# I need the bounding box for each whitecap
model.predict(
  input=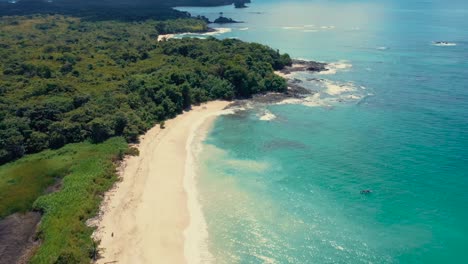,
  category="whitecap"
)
[323,80,357,96]
[277,77,371,108]
[238,27,249,31]
[432,41,456,46]
[258,110,276,121]
[376,46,389,50]
[204,27,232,35]
[281,26,303,30]
[318,60,352,75]
[159,28,232,41]
[277,93,330,108]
